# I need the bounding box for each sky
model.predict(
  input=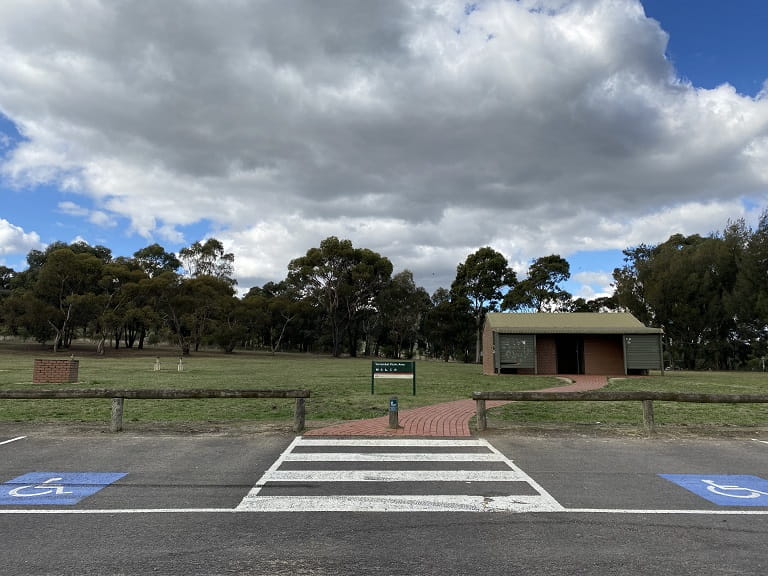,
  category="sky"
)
[1,0,767,300]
